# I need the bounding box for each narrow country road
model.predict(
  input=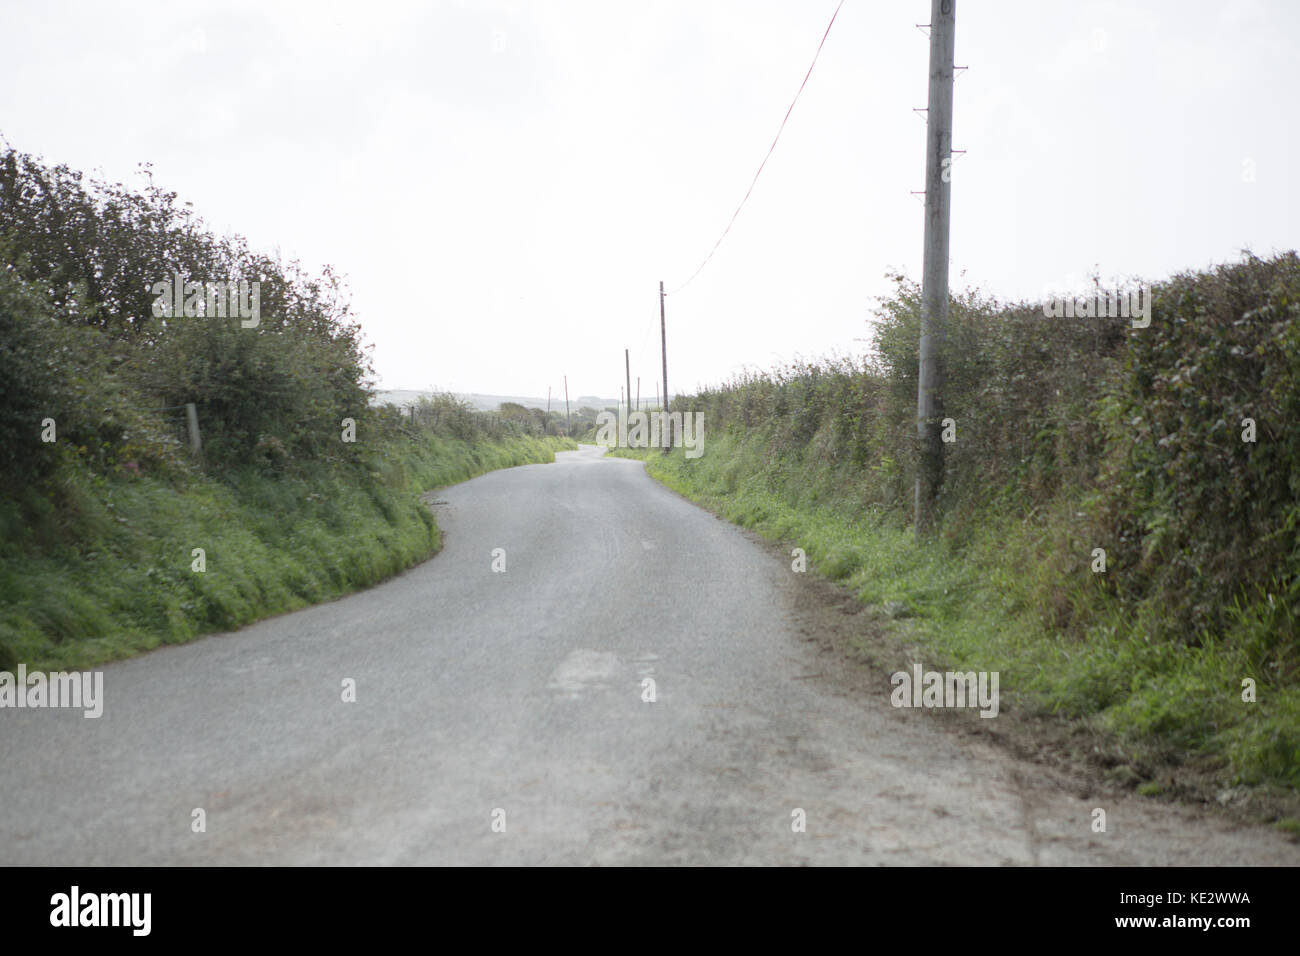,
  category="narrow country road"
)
[1,445,1294,865]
